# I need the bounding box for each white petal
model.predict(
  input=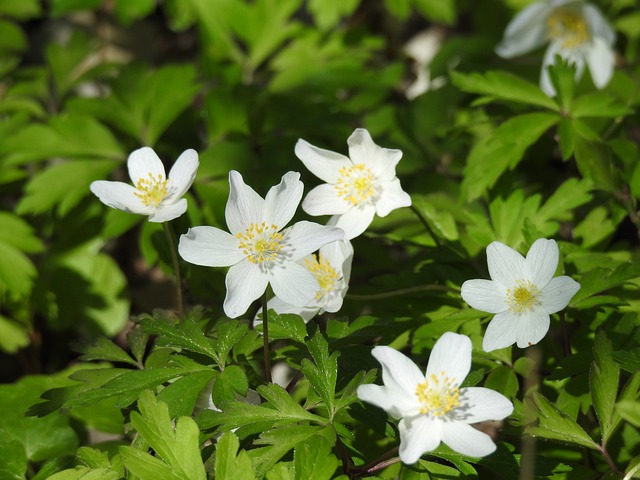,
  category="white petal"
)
[515,308,550,348]
[357,384,418,419]
[178,226,244,267]
[585,37,615,89]
[225,171,264,235]
[426,332,471,386]
[166,149,199,201]
[440,422,497,457]
[461,279,508,314]
[482,310,520,352]
[263,171,303,228]
[495,2,551,58]
[375,178,412,217]
[370,346,425,398]
[320,239,354,283]
[127,147,166,185]
[539,276,580,313]
[540,44,559,97]
[525,238,558,288]
[295,138,351,184]
[347,128,402,180]
[148,198,188,222]
[285,222,345,261]
[486,241,526,287]
[398,416,442,464]
[302,184,351,216]
[456,387,514,423]
[332,205,376,240]
[223,260,268,318]
[582,4,616,46]
[270,261,318,308]
[90,180,152,215]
